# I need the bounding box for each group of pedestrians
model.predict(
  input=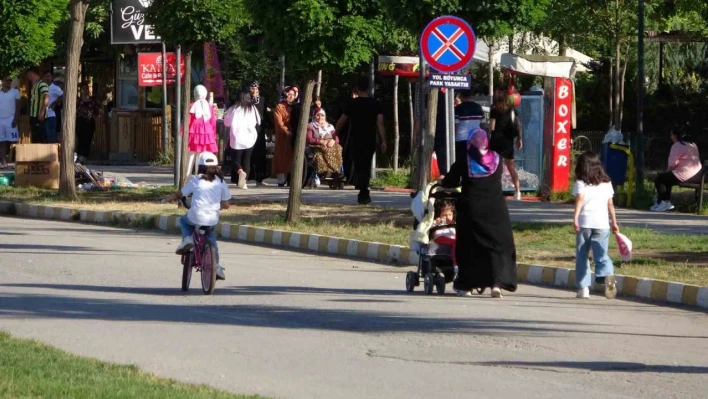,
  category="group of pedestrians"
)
[218,78,384,205]
[0,67,103,166]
